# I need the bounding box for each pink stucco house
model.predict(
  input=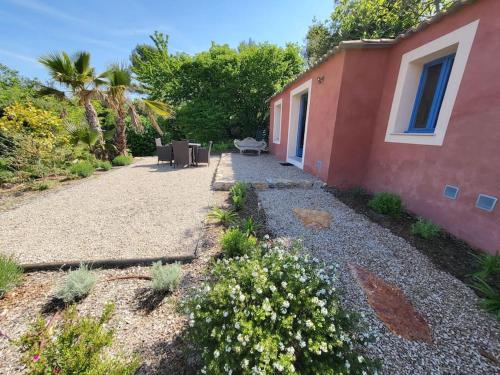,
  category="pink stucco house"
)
[269,0,499,254]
